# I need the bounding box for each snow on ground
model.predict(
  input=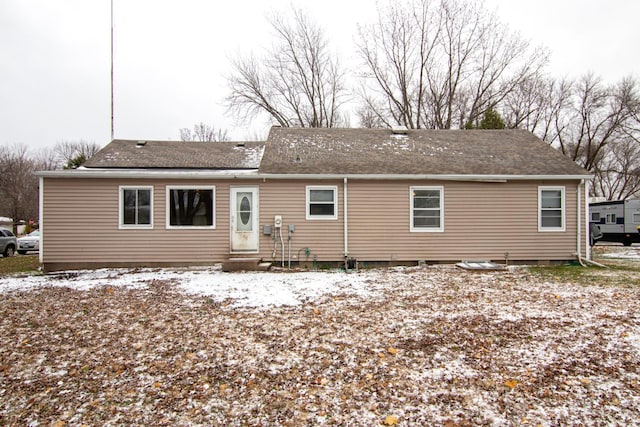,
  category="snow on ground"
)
[0,263,639,425]
[0,267,380,308]
[599,248,640,260]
